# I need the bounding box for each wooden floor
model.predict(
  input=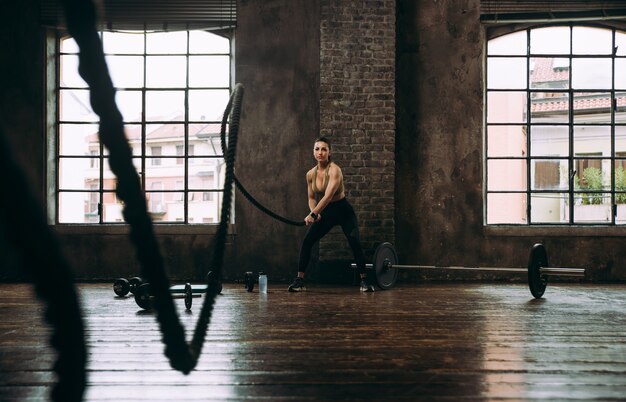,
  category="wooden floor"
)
[2,281,626,401]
